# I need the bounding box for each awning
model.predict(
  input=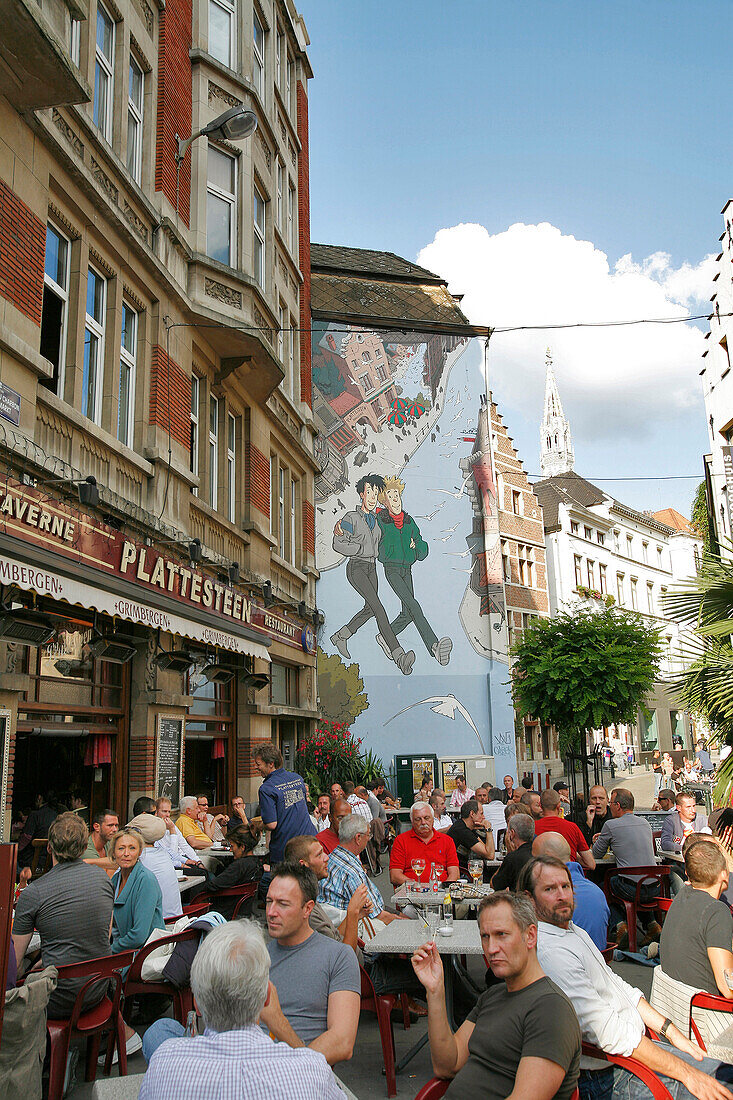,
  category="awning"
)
[0,554,271,662]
